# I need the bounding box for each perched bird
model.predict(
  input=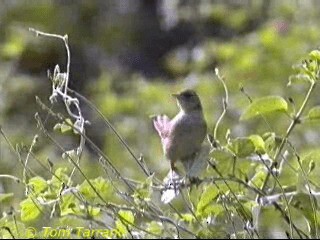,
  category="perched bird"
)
[152,89,207,175]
